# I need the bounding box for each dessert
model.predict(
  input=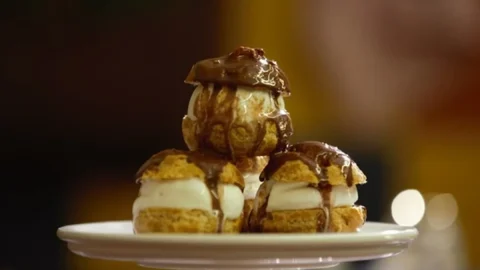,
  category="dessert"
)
[132,46,369,235]
[182,46,294,159]
[133,149,245,233]
[249,141,367,233]
[234,156,269,231]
